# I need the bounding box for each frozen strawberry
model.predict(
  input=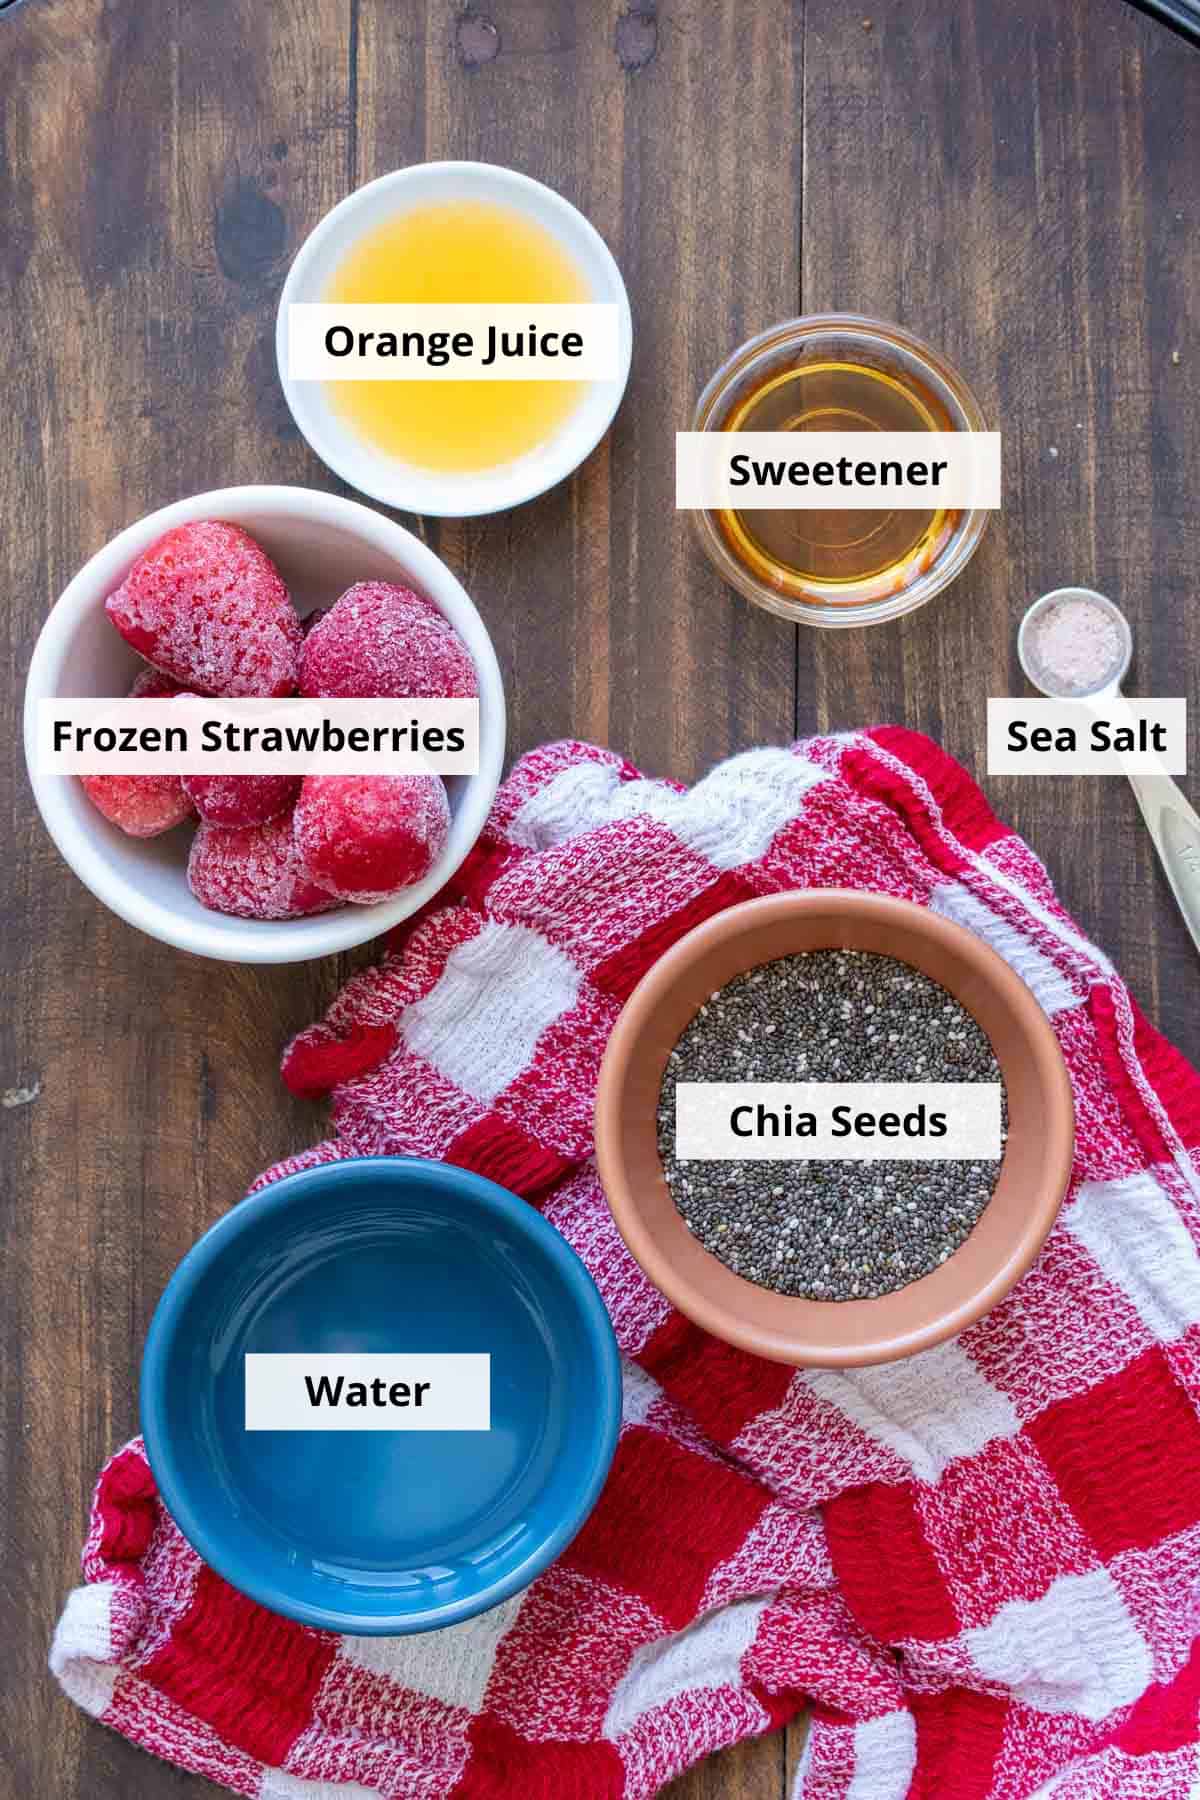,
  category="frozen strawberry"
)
[130,667,189,701]
[182,772,301,828]
[79,667,196,838]
[105,521,301,698]
[294,774,450,904]
[299,582,477,701]
[81,770,194,838]
[188,813,339,920]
